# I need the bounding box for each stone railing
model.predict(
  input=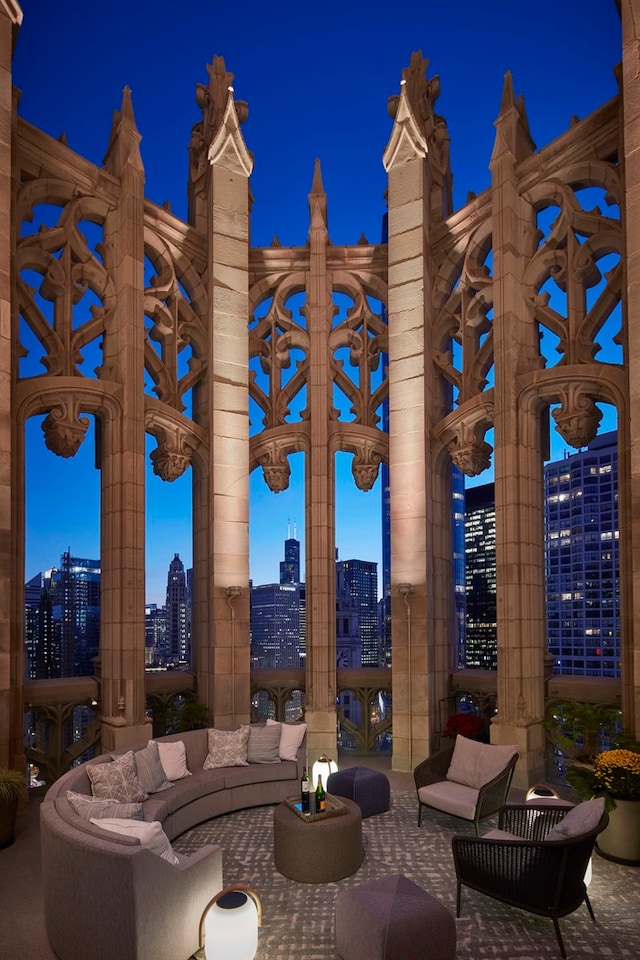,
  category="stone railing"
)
[22,667,622,789]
